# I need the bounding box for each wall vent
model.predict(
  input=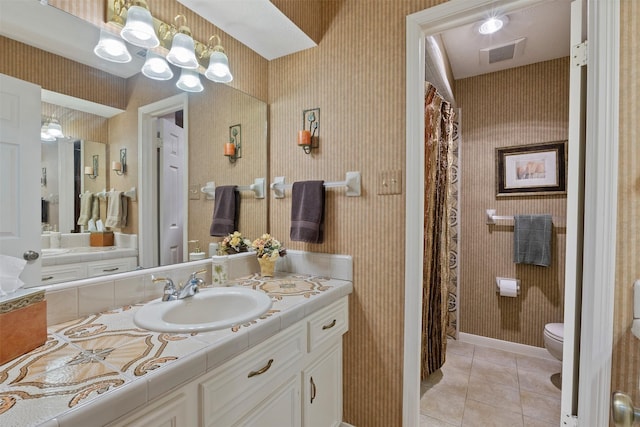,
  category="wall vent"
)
[480,37,527,65]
